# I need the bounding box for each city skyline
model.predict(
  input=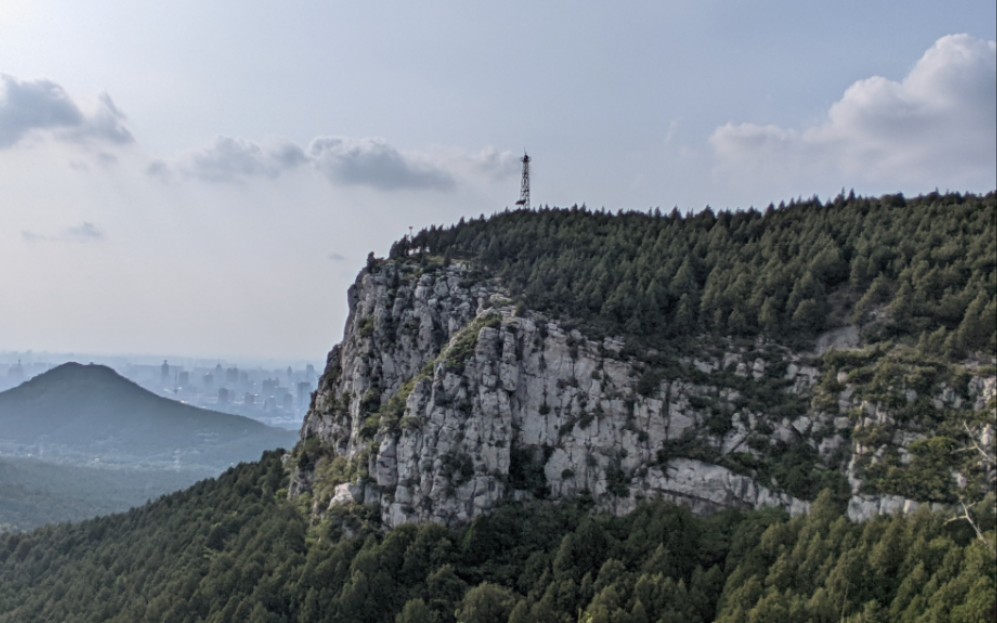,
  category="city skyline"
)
[1,352,318,430]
